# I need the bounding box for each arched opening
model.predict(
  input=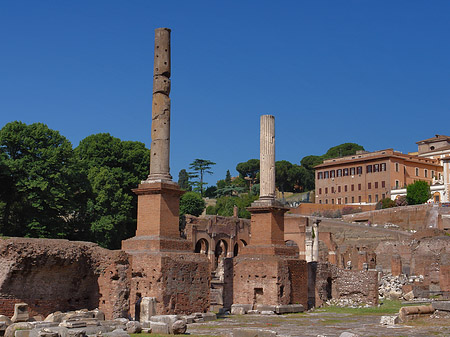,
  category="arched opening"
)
[233,243,239,257]
[195,239,209,255]
[326,277,332,300]
[215,239,228,258]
